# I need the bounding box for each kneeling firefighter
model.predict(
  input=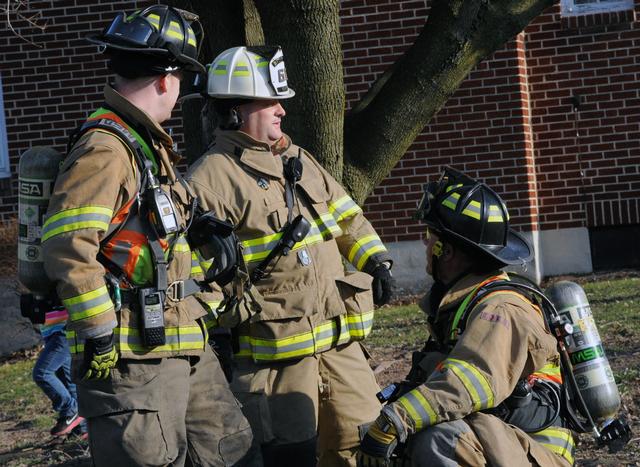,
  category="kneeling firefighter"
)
[357,167,577,466]
[38,5,252,465]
